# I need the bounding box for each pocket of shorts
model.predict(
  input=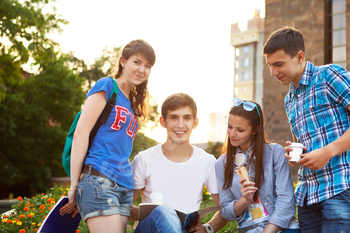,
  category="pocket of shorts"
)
[96,177,116,190]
